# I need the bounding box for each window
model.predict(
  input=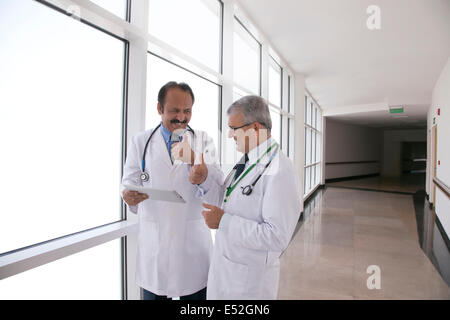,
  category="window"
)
[286,76,293,158]
[90,0,128,19]
[148,0,222,72]
[233,86,247,101]
[233,17,261,94]
[0,0,300,300]
[268,56,282,107]
[288,118,294,160]
[304,94,322,196]
[146,53,221,153]
[269,108,281,144]
[0,239,122,299]
[0,0,126,254]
